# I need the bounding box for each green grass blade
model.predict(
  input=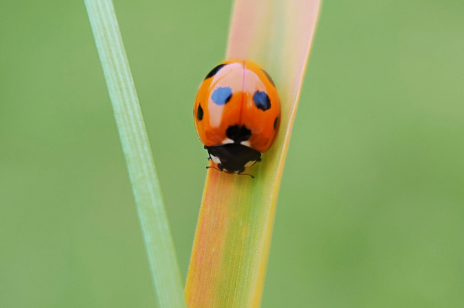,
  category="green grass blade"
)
[84,1,186,307]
